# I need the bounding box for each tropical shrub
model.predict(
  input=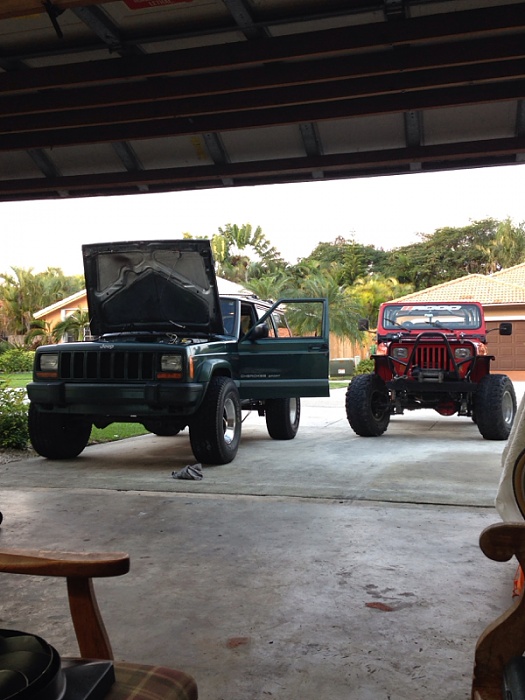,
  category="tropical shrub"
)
[0,349,34,373]
[354,358,375,375]
[0,380,29,449]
